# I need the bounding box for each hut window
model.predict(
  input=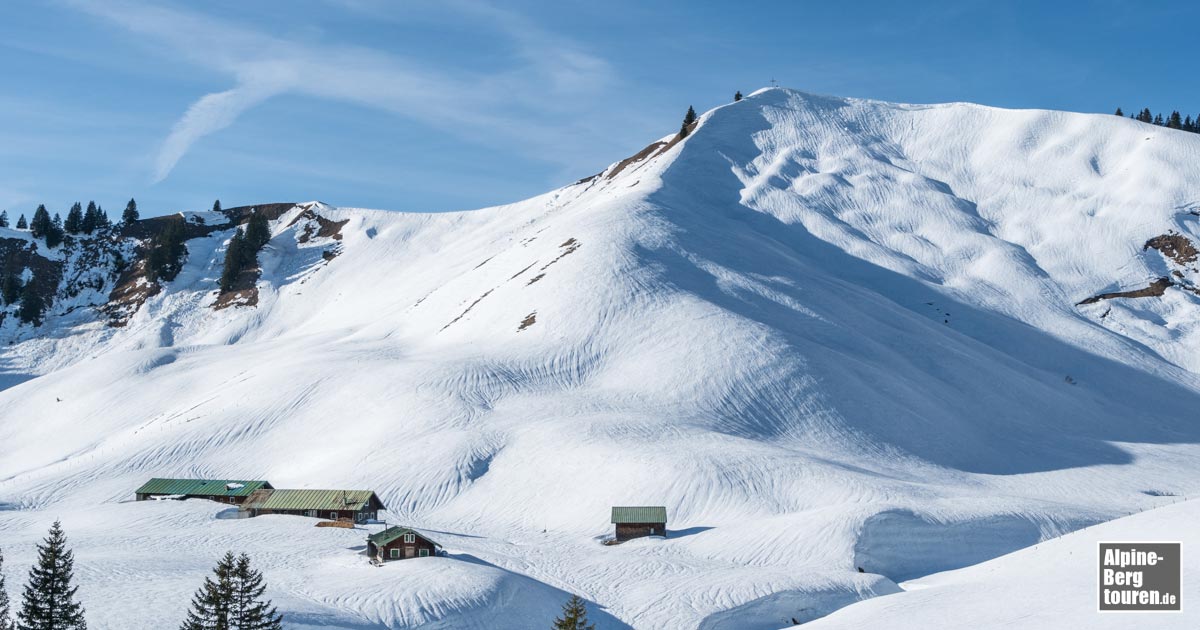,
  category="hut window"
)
[404,533,415,543]
[389,549,399,559]
[330,512,338,520]
[419,549,429,557]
